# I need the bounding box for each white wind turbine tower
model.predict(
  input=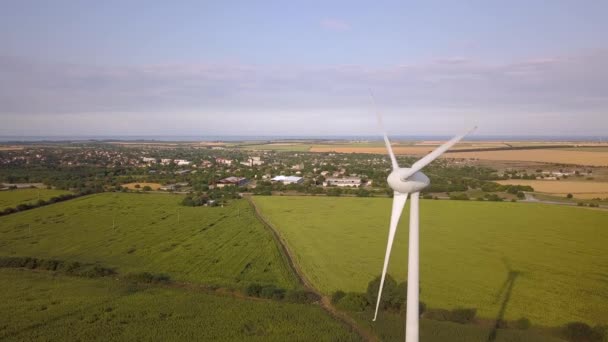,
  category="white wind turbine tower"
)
[372,110,475,342]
